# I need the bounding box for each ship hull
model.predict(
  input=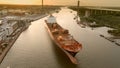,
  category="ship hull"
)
[44,22,82,64]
